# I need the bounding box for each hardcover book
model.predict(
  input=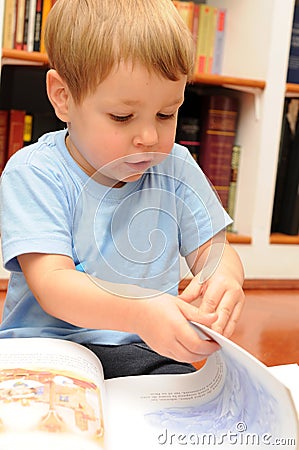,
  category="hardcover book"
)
[172,1,195,32]
[211,8,226,75]
[198,95,239,209]
[227,144,241,230]
[6,109,26,161]
[194,5,212,74]
[0,324,297,449]
[272,98,299,235]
